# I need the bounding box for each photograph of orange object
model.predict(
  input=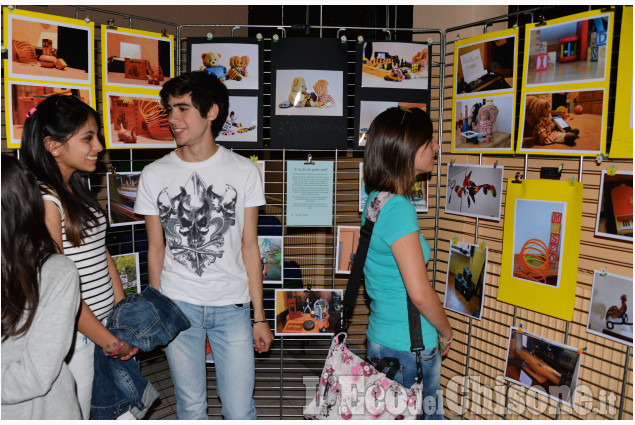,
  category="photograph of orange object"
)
[595,170,633,242]
[504,327,582,407]
[274,290,342,336]
[335,226,360,275]
[106,172,144,227]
